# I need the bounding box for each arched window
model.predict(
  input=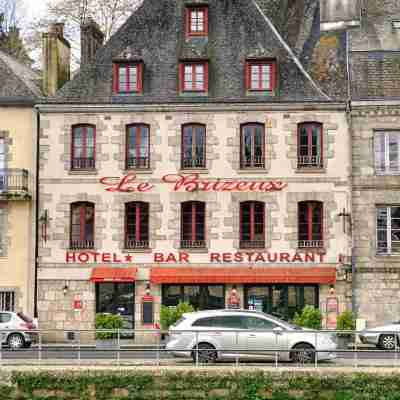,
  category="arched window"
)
[125,202,149,249]
[240,123,265,169]
[298,201,323,248]
[181,201,206,248]
[298,123,323,168]
[70,202,95,249]
[240,201,265,249]
[182,124,206,169]
[126,124,150,169]
[71,125,96,170]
